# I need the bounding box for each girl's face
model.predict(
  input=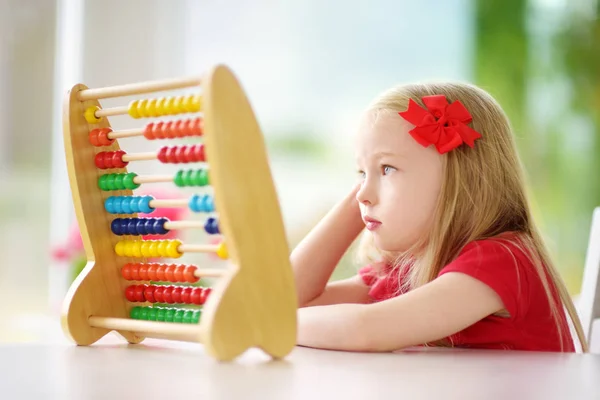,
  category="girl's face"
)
[355,110,444,252]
